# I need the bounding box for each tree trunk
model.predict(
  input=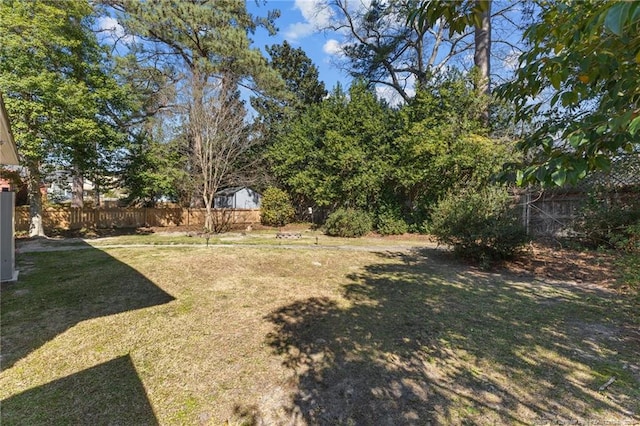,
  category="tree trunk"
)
[71,164,84,208]
[27,165,46,238]
[474,0,491,94]
[474,0,491,123]
[204,200,213,231]
[93,177,100,207]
